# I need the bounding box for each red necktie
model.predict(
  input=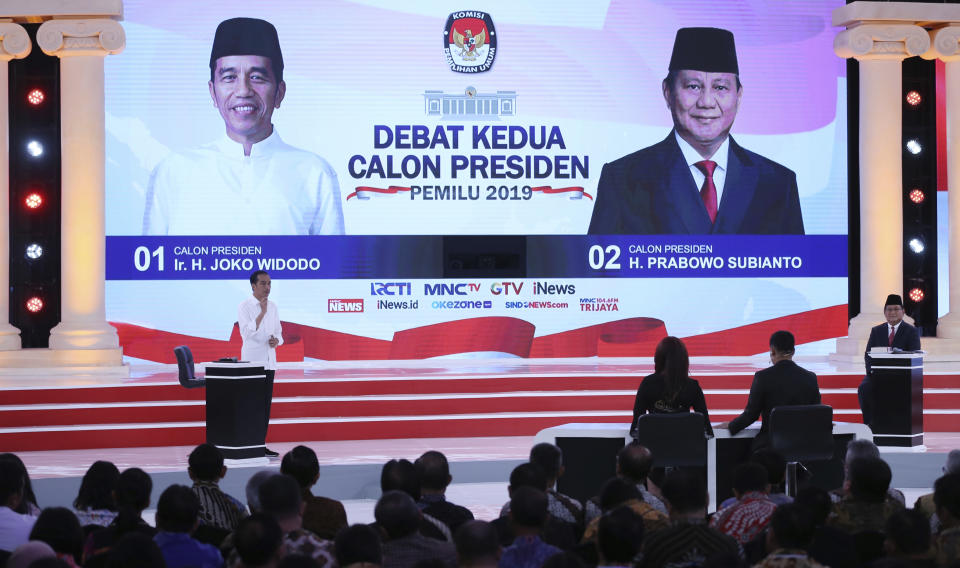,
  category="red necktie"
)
[695,160,718,223]
[888,326,895,347]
